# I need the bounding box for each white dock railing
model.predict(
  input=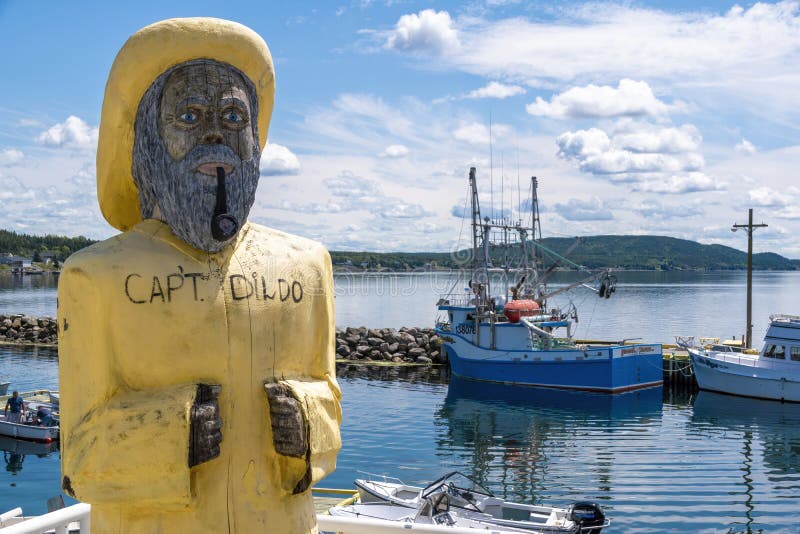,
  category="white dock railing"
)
[0,503,89,533]
[0,504,526,534]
